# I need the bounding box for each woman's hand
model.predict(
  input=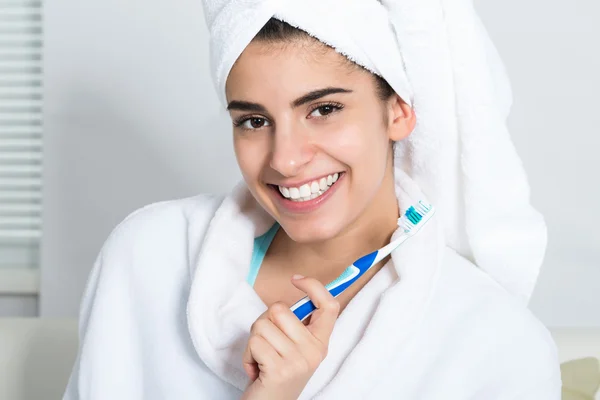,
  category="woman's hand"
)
[240,274,341,400]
